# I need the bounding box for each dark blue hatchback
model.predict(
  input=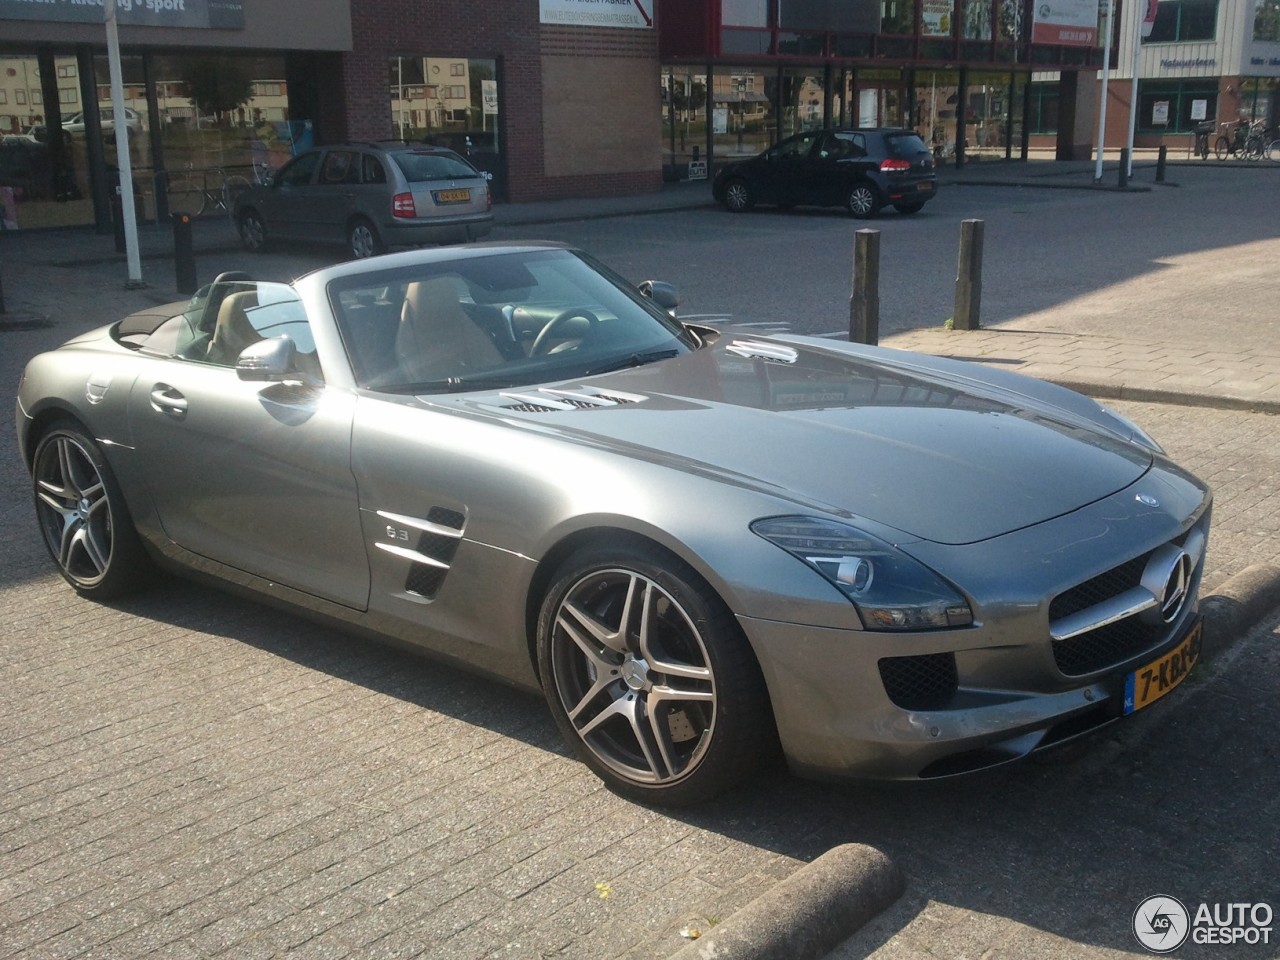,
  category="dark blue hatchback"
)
[712,128,937,219]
